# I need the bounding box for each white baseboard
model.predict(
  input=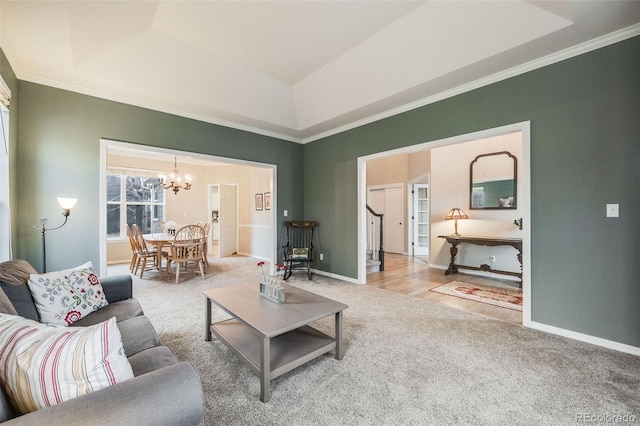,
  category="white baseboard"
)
[310,268,361,284]
[529,321,640,356]
[429,263,521,282]
[236,251,270,262]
